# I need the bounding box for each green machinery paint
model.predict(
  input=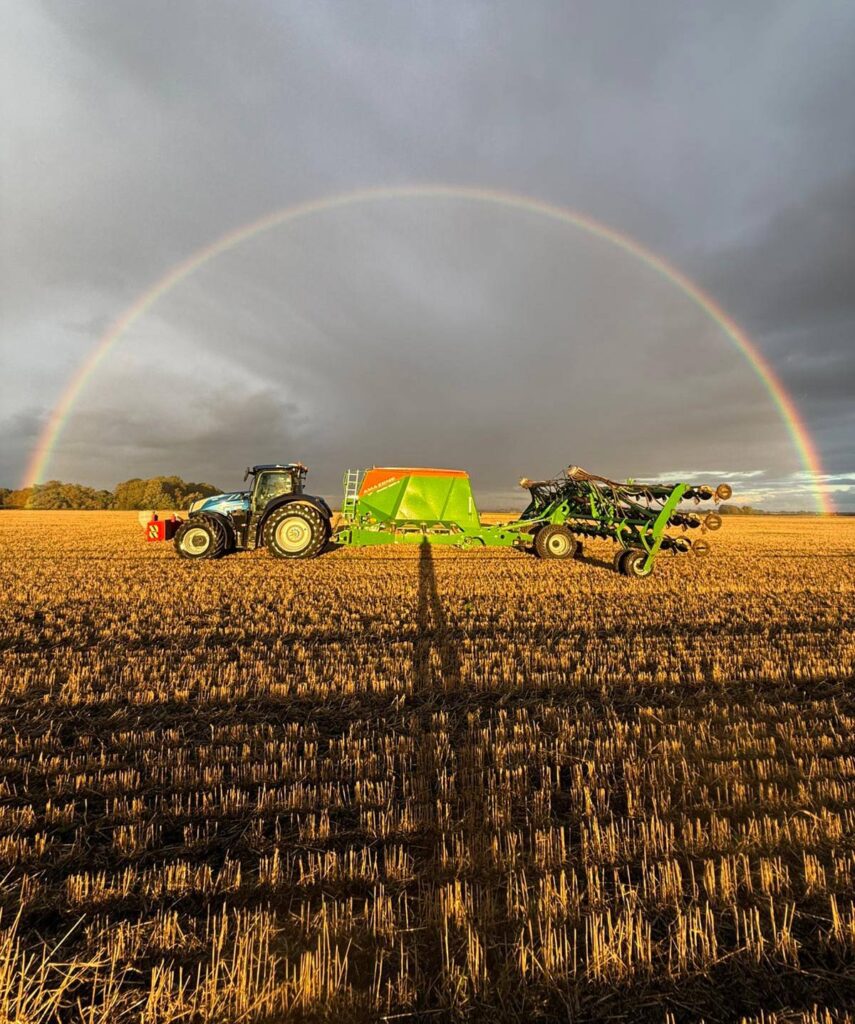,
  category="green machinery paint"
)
[335,467,509,548]
[356,468,479,529]
[333,465,730,574]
